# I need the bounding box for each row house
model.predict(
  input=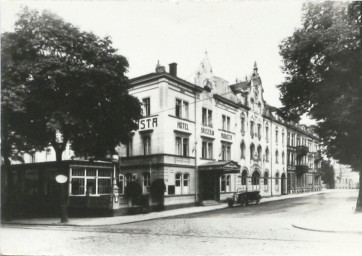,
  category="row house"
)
[119,53,304,208]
